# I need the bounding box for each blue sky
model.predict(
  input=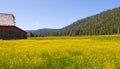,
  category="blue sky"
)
[0,0,120,30]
